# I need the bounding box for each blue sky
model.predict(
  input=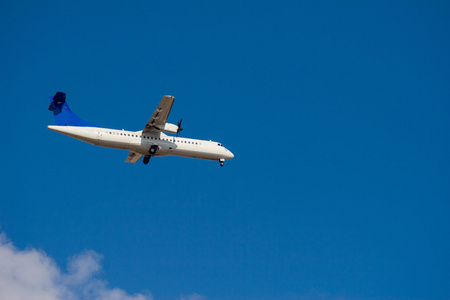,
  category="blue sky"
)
[1,1,449,299]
